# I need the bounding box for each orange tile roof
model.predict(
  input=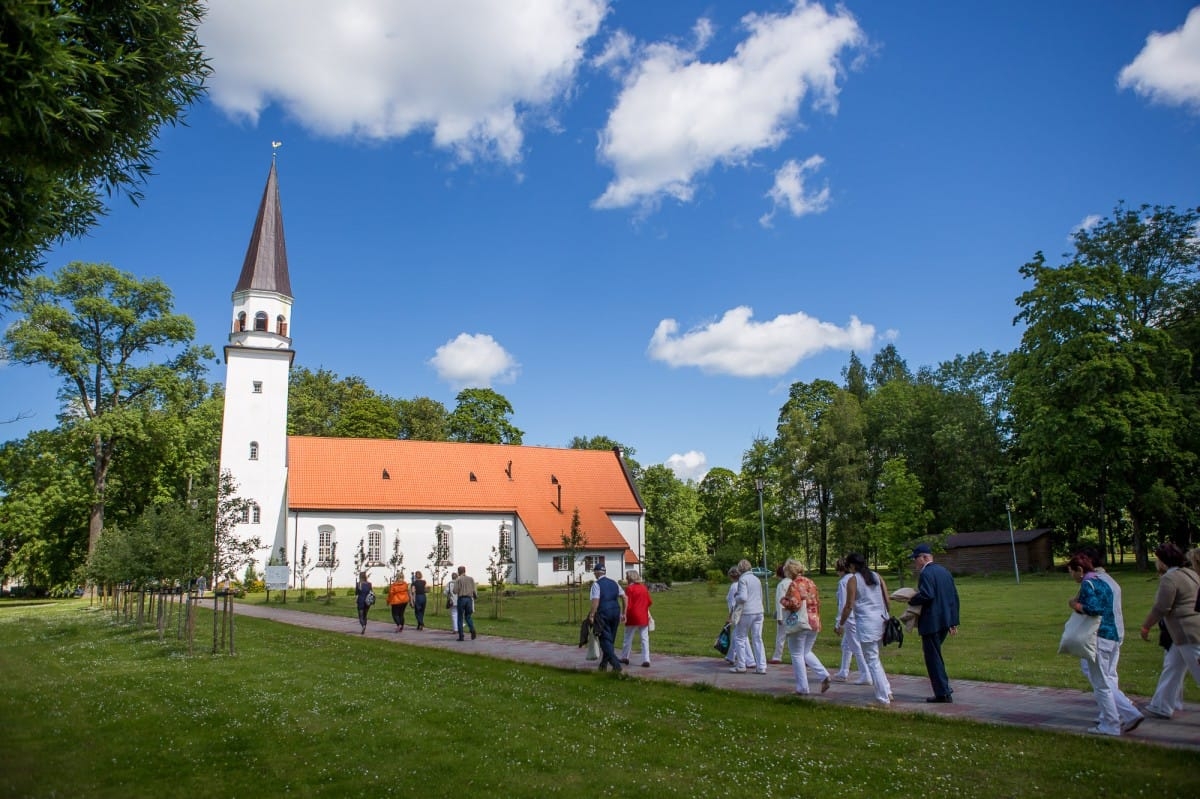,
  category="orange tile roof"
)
[287,437,642,550]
